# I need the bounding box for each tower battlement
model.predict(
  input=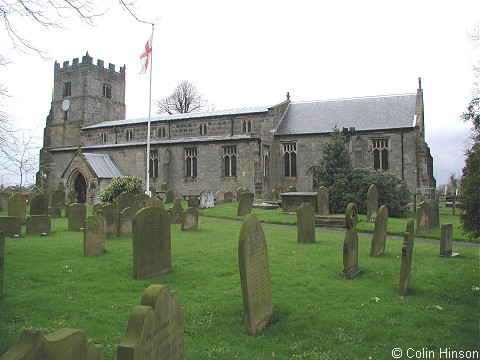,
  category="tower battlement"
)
[55,52,126,77]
